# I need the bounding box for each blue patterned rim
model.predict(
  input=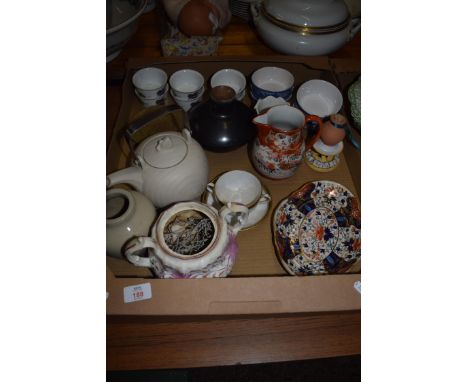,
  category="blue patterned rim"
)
[250,83,293,102]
